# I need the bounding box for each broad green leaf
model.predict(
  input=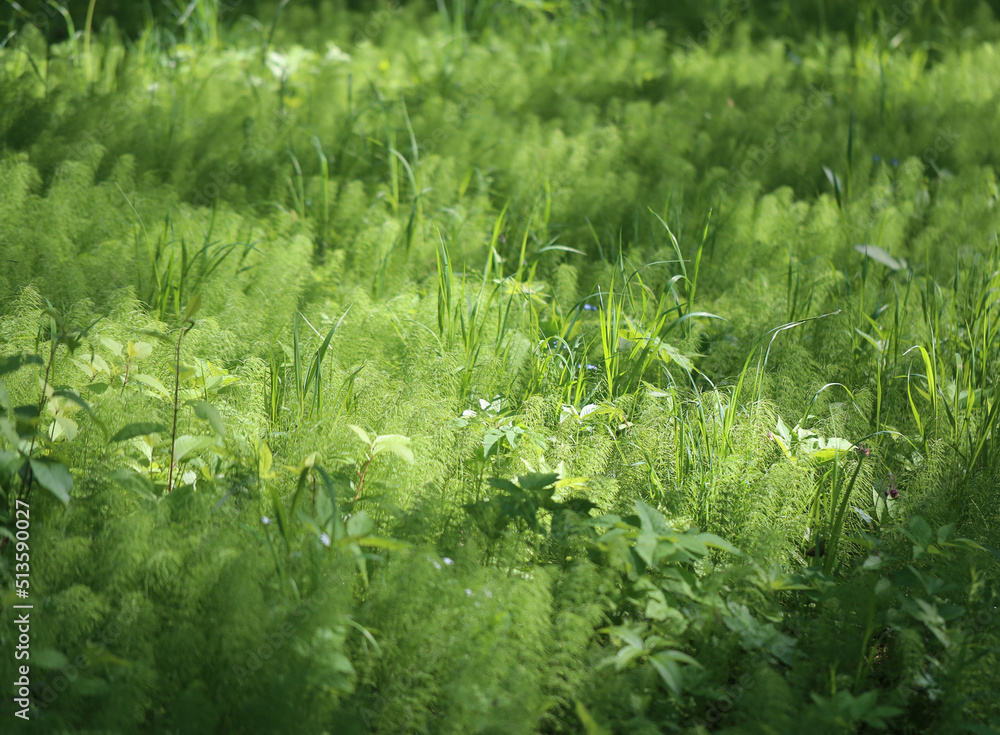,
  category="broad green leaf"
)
[127,341,153,360]
[614,644,646,671]
[132,373,171,397]
[348,424,371,446]
[258,440,275,479]
[51,415,78,442]
[182,293,202,322]
[110,469,157,500]
[110,422,168,442]
[636,530,658,566]
[644,588,670,621]
[29,458,72,504]
[347,510,375,537]
[487,477,520,494]
[171,435,215,462]
[191,400,226,437]
[51,389,107,436]
[1,417,20,447]
[649,653,683,696]
[371,434,414,463]
[33,649,69,670]
[635,500,671,535]
[575,701,612,735]
[655,649,703,668]
[517,472,559,491]
[100,337,123,356]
